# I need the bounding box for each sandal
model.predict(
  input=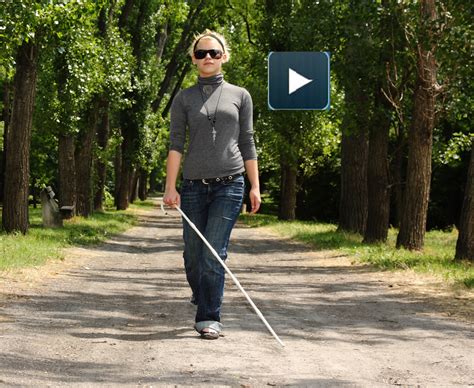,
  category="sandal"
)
[199,327,220,340]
